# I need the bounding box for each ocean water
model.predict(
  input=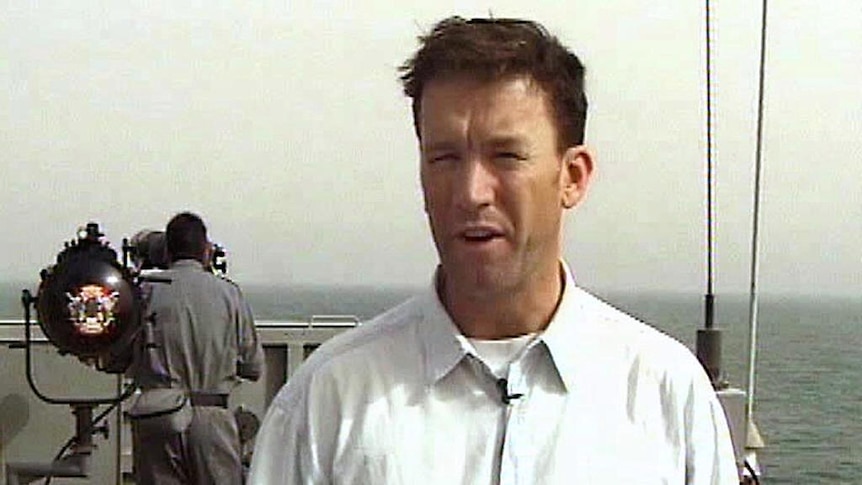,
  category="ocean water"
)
[2,281,859,484]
